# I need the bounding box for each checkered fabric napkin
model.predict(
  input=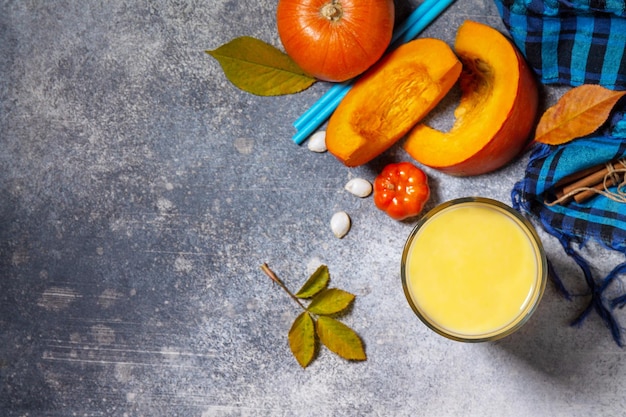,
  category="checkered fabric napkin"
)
[494,0,626,89]
[495,0,626,344]
[512,136,626,345]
